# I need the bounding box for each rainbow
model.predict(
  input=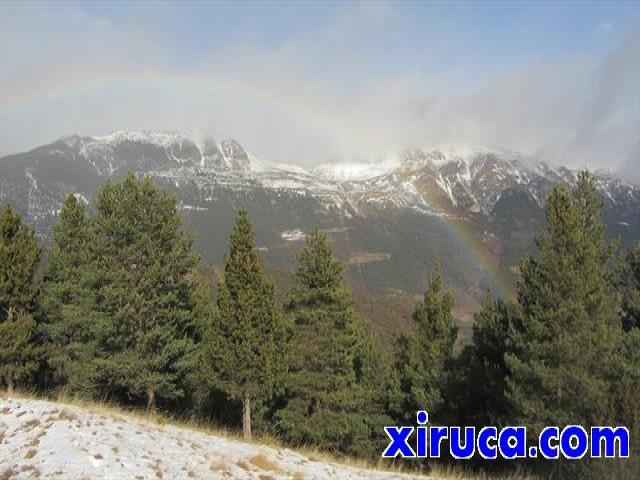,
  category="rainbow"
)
[3,75,516,298]
[2,72,373,157]
[411,182,515,299]
[438,216,514,299]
